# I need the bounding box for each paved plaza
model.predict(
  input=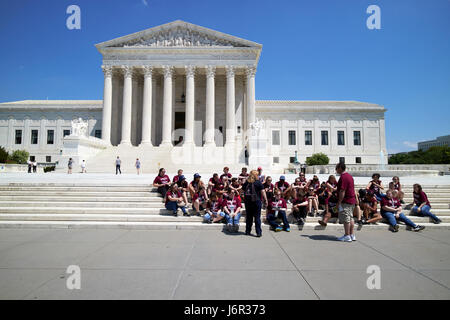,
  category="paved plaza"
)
[0,228,449,300]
